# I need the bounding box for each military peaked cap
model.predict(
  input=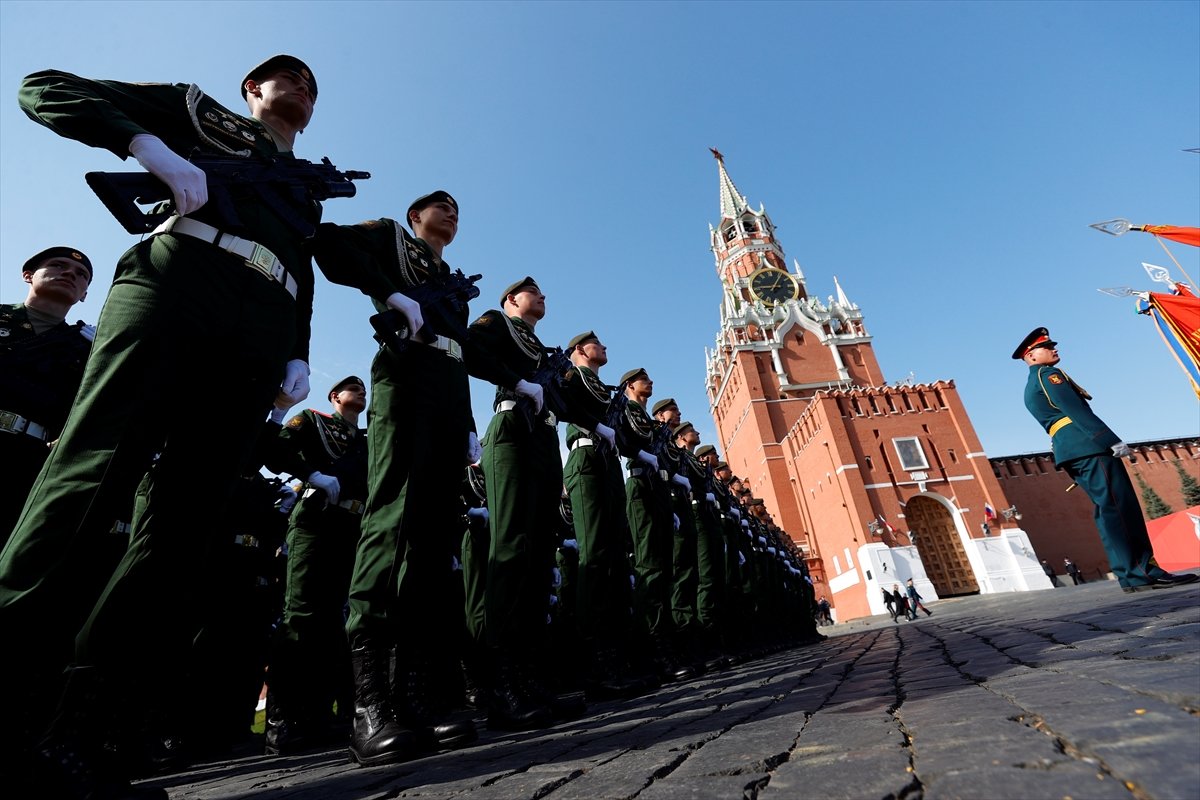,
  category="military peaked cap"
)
[1011,327,1057,360]
[242,54,317,99]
